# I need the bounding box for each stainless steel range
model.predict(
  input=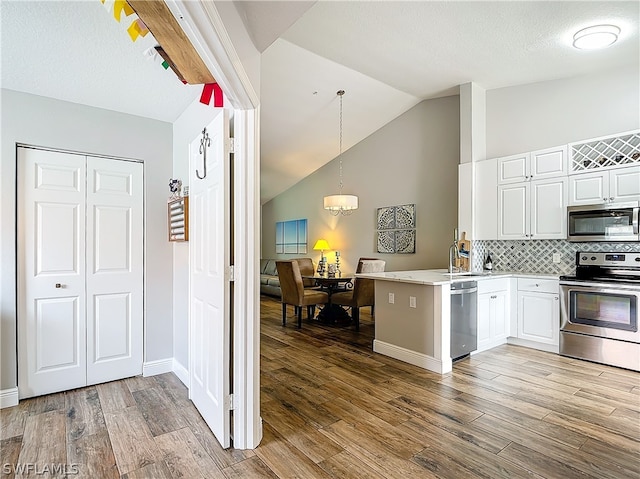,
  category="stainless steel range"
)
[560,252,640,371]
